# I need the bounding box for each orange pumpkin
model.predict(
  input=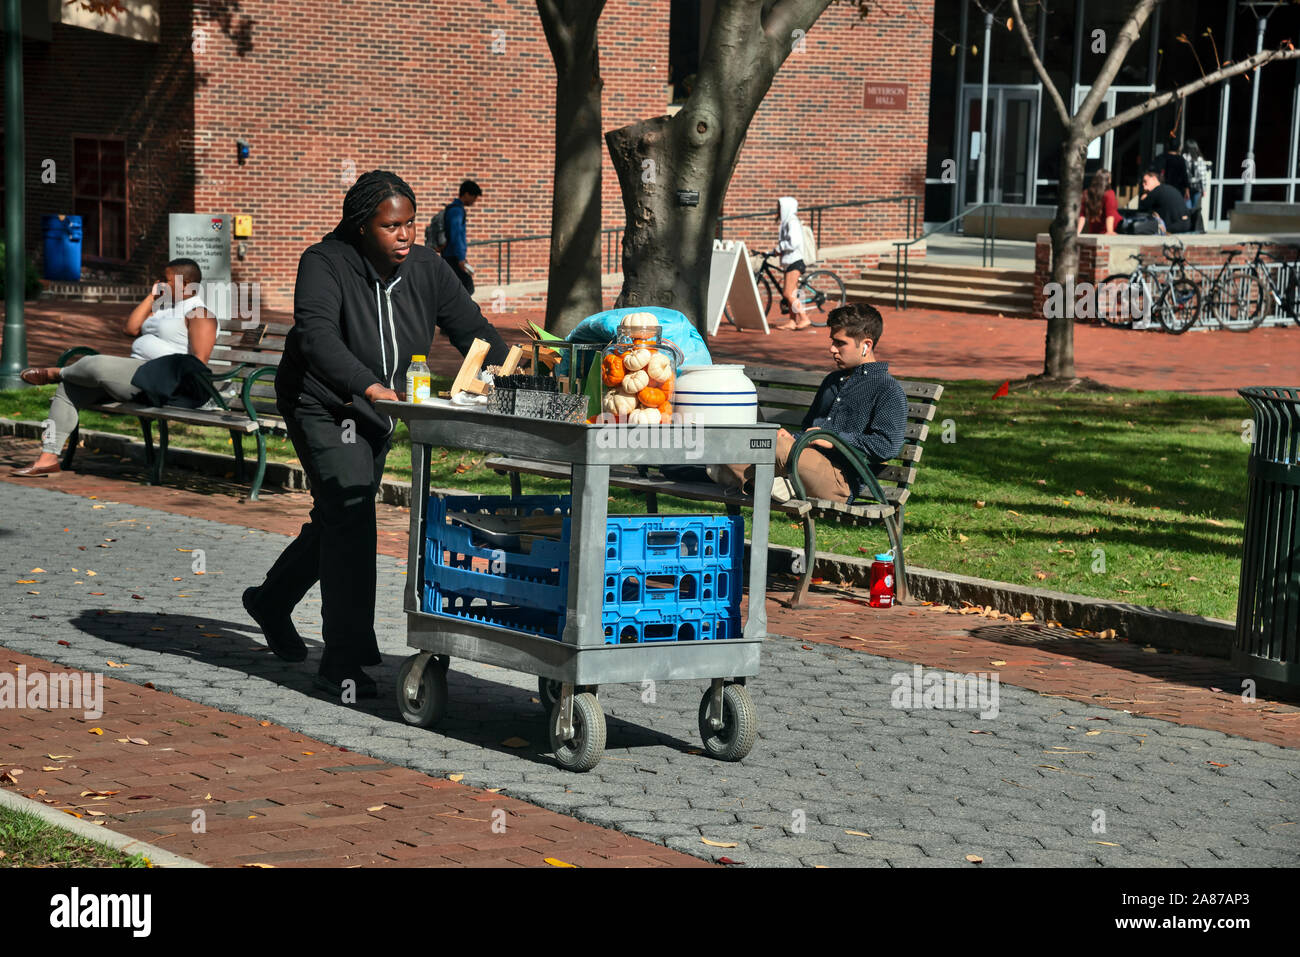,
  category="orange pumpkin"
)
[658,401,673,418]
[601,353,625,387]
[638,386,667,408]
